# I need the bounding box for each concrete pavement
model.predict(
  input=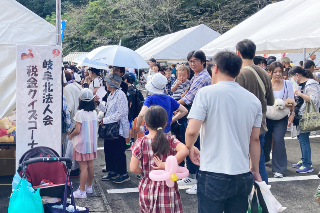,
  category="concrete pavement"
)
[96,135,320,213]
[1,134,320,212]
